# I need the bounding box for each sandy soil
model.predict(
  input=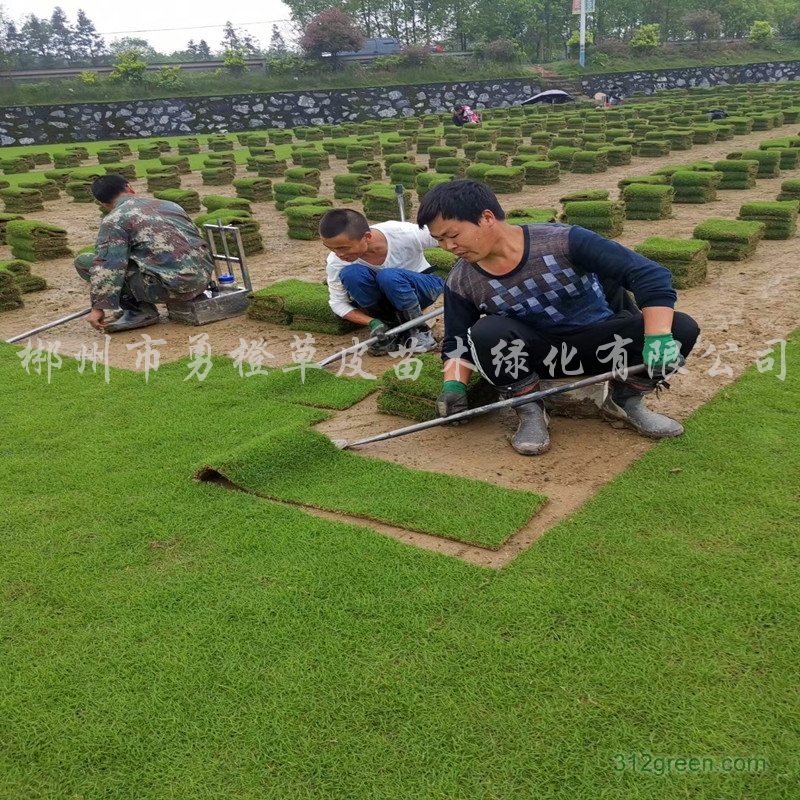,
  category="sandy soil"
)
[2,126,798,566]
